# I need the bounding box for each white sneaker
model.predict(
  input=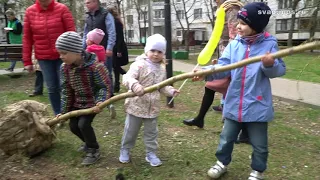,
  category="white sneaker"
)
[207,161,227,179]
[248,170,264,180]
[145,152,162,167]
[109,104,116,119]
[119,149,130,163]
